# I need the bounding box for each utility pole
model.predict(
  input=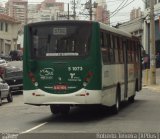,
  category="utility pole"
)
[73,0,76,20]
[68,3,70,20]
[89,0,92,20]
[149,0,156,85]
